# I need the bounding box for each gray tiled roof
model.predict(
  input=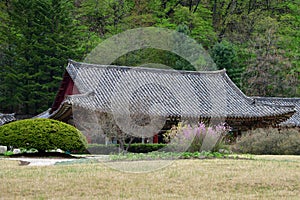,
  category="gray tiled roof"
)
[0,113,15,126]
[61,60,294,121]
[254,97,300,127]
[33,108,51,119]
